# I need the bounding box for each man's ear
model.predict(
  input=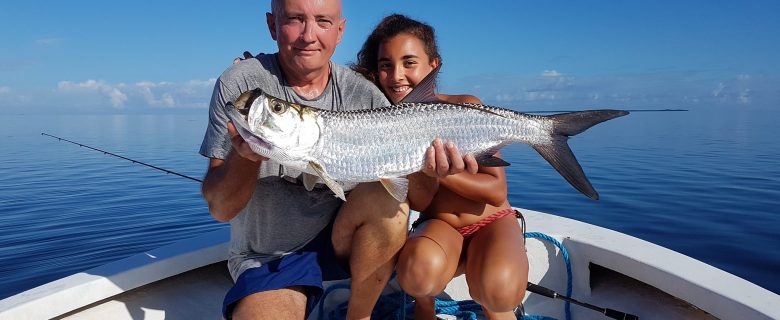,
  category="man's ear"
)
[266,12,278,40]
[336,18,346,44]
